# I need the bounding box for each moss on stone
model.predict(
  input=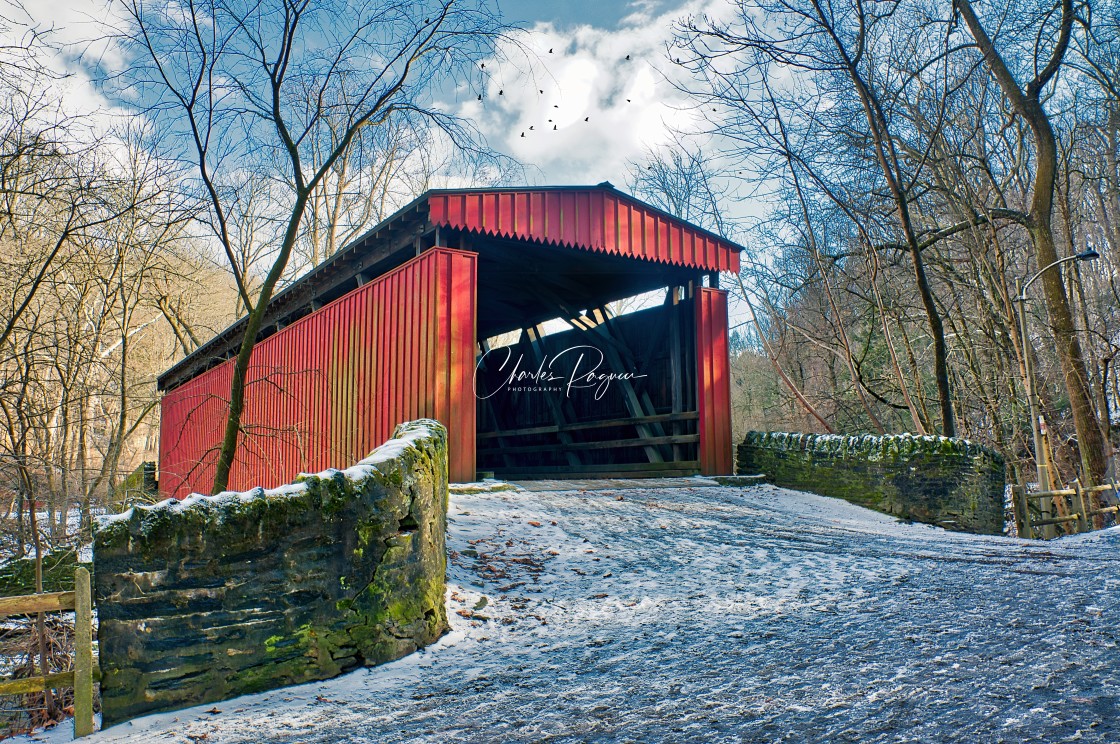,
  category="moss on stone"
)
[0,550,92,597]
[93,419,450,727]
[738,430,1005,534]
